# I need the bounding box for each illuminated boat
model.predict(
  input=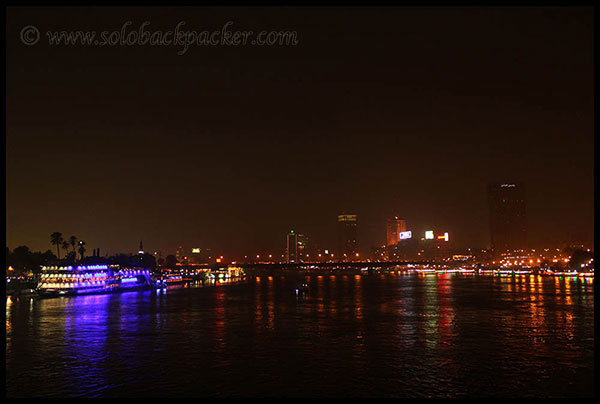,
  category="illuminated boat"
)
[165,273,184,284]
[295,282,309,295]
[152,273,185,289]
[36,264,154,297]
[226,266,245,278]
